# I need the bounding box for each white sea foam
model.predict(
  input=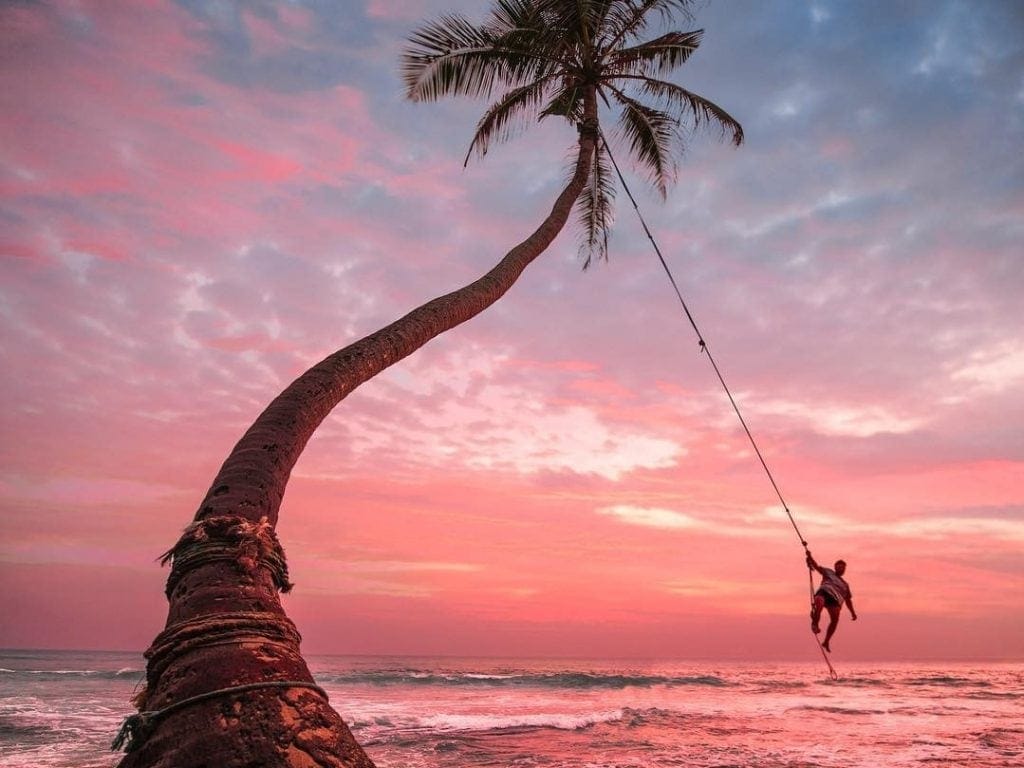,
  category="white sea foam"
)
[4,653,1024,768]
[419,709,624,732]
[462,673,523,680]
